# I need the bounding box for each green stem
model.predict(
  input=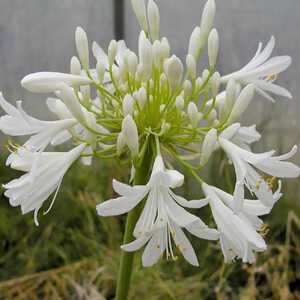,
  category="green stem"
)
[115,146,154,300]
